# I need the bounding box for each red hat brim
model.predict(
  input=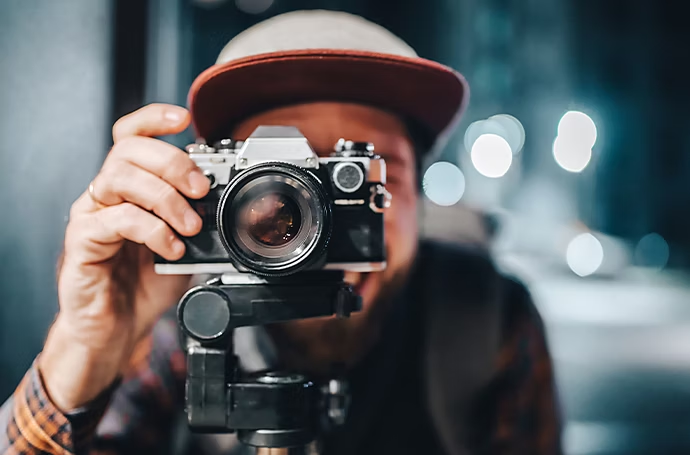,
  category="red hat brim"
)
[188,49,469,156]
